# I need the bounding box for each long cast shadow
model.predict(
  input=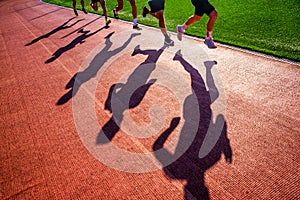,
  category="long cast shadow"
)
[61,17,102,39]
[96,45,166,144]
[45,26,108,64]
[153,51,232,200]
[14,3,42,12]
[25,17,83,46]
[56,32,141,105]
[30,8,63,21]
